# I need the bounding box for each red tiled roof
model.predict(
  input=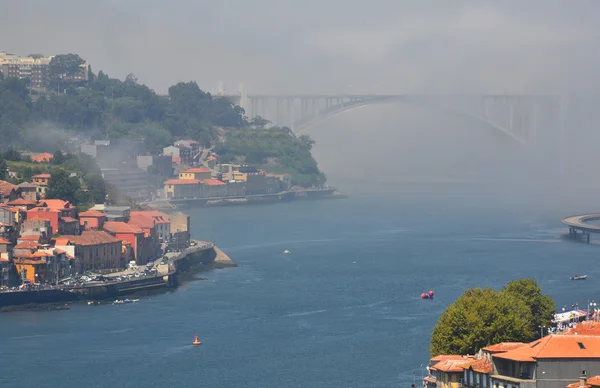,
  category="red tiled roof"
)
[482,342,527,353]
[0,238,11,244]
[14,241,41,250]
[79,210,106,218]
[566,376,600,388]
[461,359,493,374]
[38,199,70,209]
[104,222,144,234]
[62,231,121,246]
[431,358,470,373]
[31,153,53,163]
[201,179,226,186]
[30,207,61,214]
[54,237,72,246]
[19,235,40,241]
[182,168,211,173]
[567,321,600,335]
[0,180,18,197]
[494,335,600,362]
[164,179,199,185]
[430,355,466,362]
[131,210,170,224]
[6,198,36,206]
[32,173,51,179]
[128,214,155,229]
[61,217,78,223]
